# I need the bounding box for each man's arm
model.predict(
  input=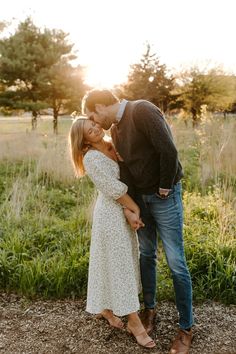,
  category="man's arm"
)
[118,161,136,200]
[134,101,178,189]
